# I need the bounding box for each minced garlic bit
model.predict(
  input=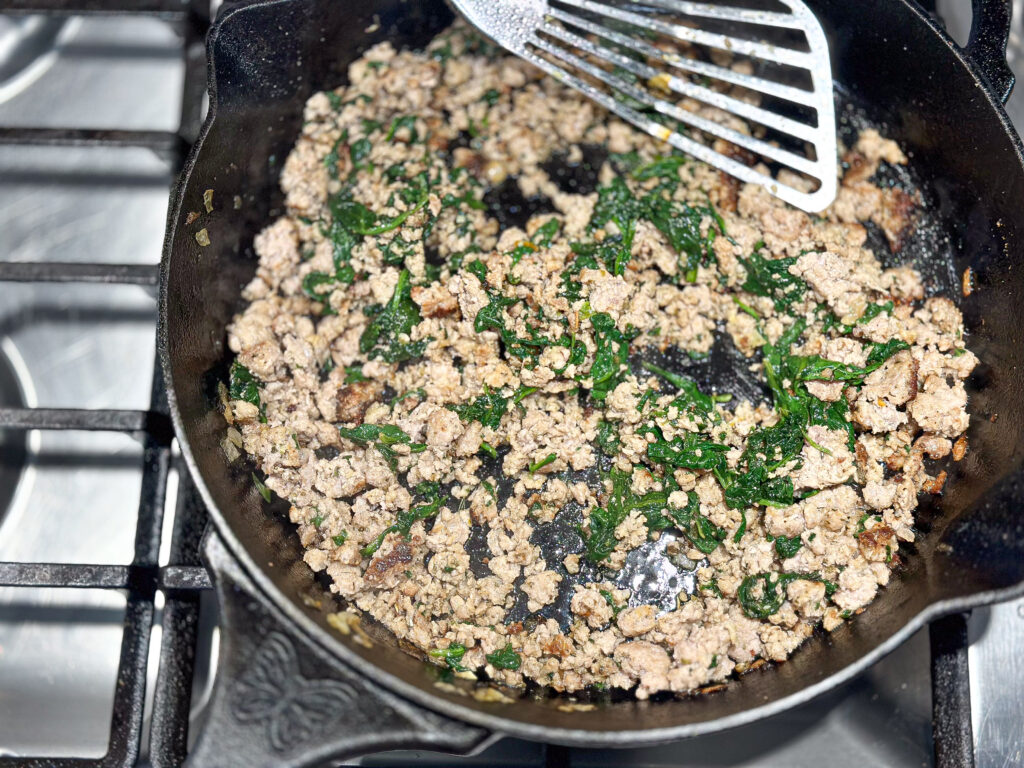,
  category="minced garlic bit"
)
[647,73,672,94]
[557,702,597,712]
[327,611,373,648]
[195,228,210,247]
[225,22,975,700]
[470,686,515,704]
